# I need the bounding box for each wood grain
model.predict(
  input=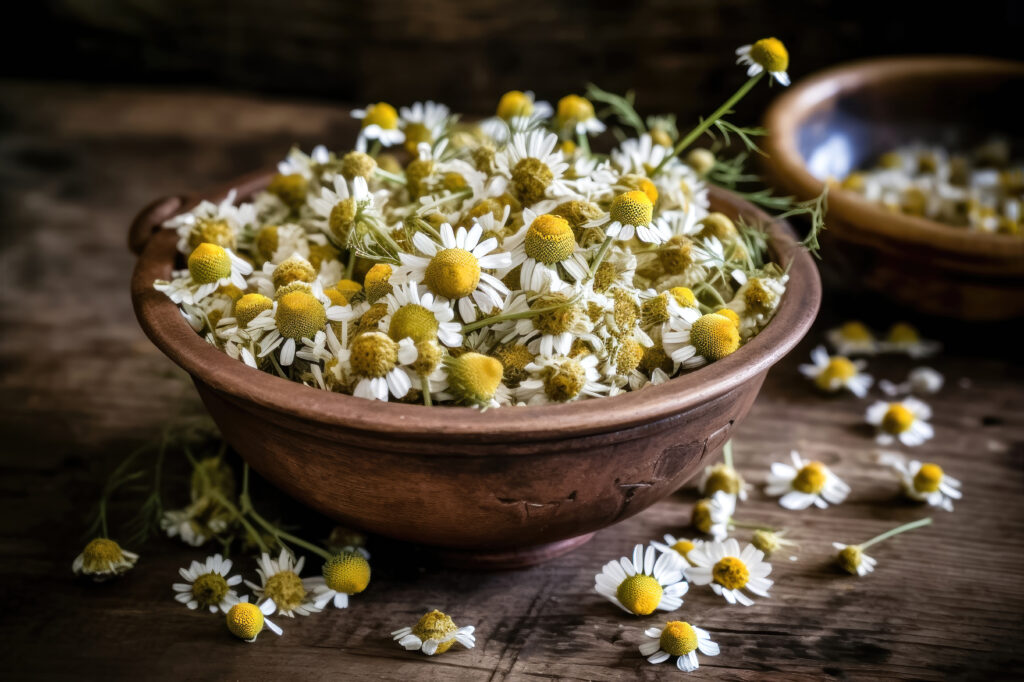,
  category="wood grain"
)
[1,82,1022,680]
